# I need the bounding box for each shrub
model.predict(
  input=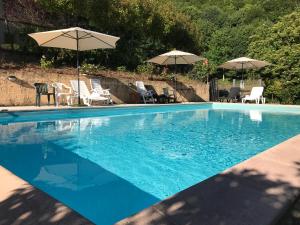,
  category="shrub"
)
[80,63,105,74]
[40,55,54,69]
[136,63,154,74]
[116,66,127,72]
[188,61,209,81]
